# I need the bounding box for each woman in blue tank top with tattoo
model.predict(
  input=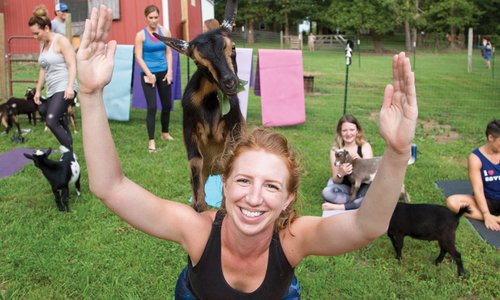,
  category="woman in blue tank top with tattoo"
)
[77,7,419,299]
[135,4,174,153]
[447,120,500,231]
